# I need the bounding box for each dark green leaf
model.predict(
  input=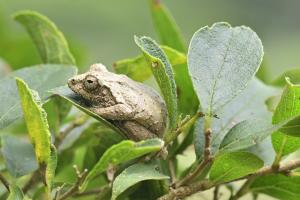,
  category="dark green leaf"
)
[0,64,77,129]
[250,174,300,200]
[188,22,263,115]
[16,78,51,165]
[135,36,178,129]
[209,152,263,183]
[14,10,75,65]
[112,163,169,200]
[1,135,38,177]
[81,138,164,191]
[149,0,186,52]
